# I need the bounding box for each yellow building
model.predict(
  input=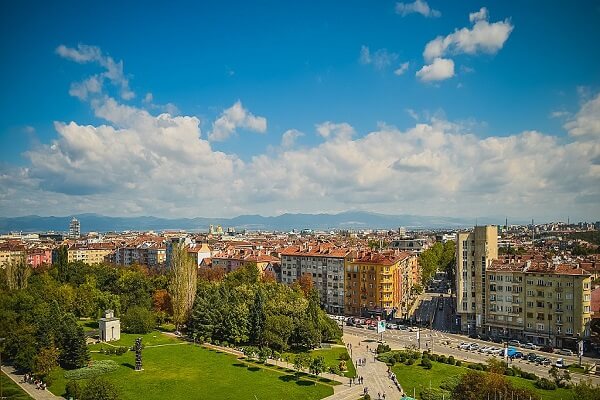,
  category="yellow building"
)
[345,251,410,318]
[68,243,115,265]
[0,243,25,267]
